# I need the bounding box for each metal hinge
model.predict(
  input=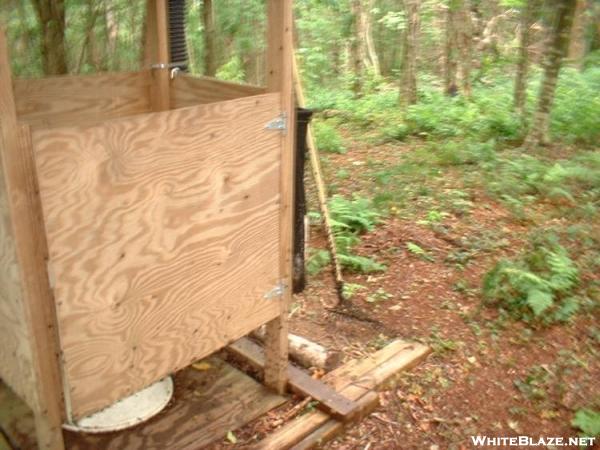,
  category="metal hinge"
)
[265,113,287,133]
[264,281,287,300]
